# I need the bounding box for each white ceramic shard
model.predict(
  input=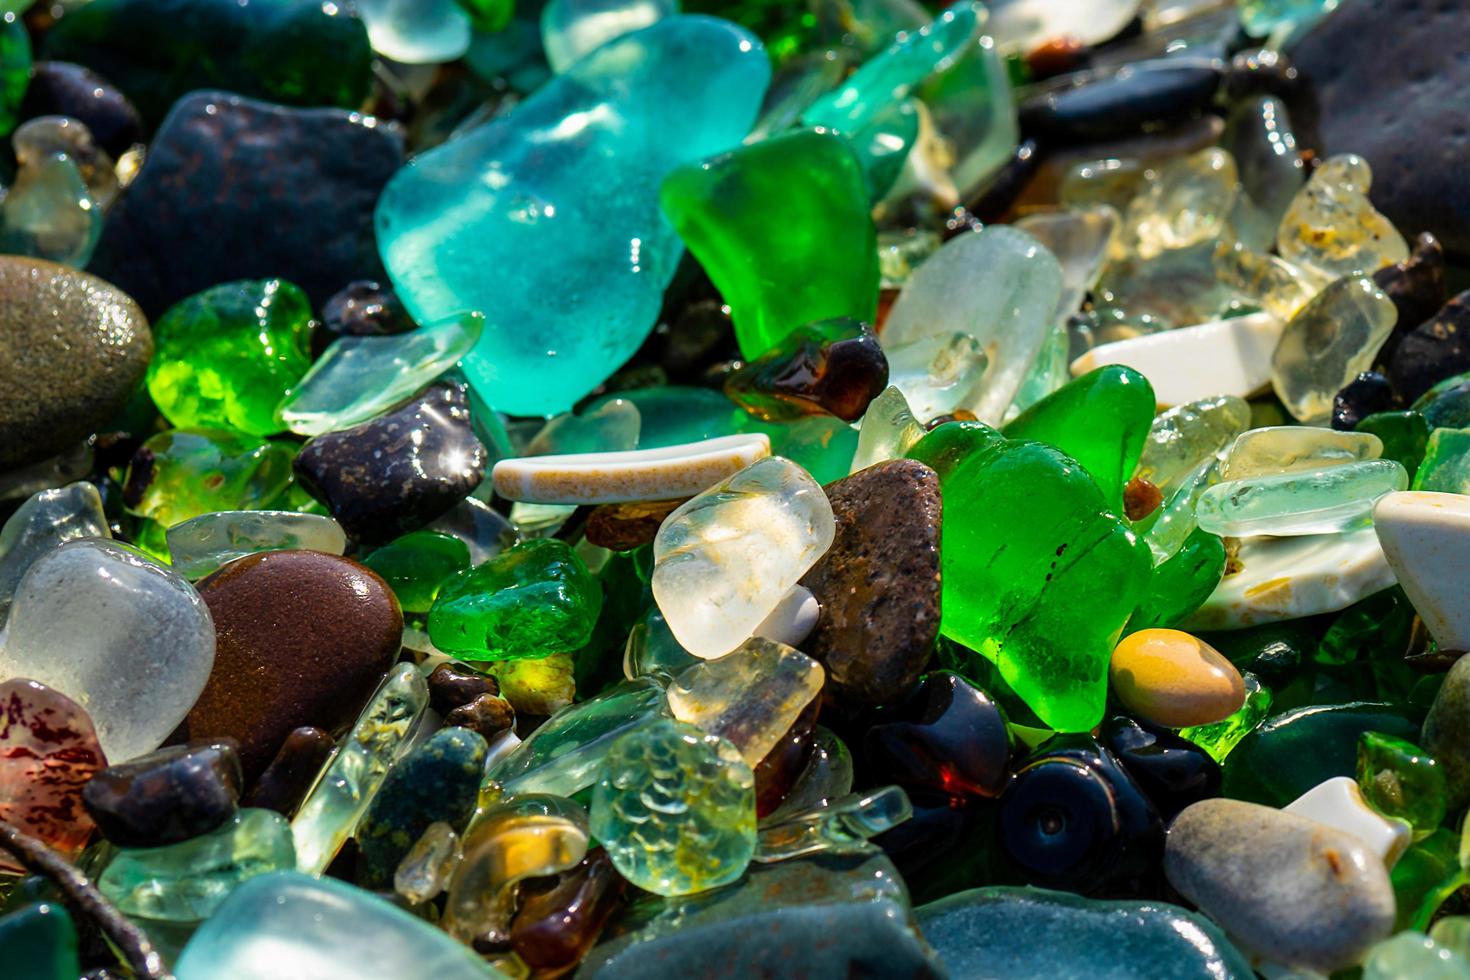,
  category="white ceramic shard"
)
[492,433,770,504]
[1373,491,1470,651]
[1071,311,1285,407]
[1284,777,1411,868]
